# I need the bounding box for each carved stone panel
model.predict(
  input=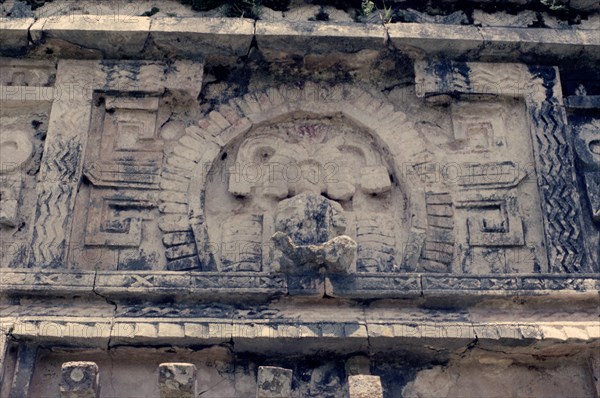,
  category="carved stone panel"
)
[28,59,206,271]
[0,59,54,268]
[415,60,586,273]
[201,115,408,277]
